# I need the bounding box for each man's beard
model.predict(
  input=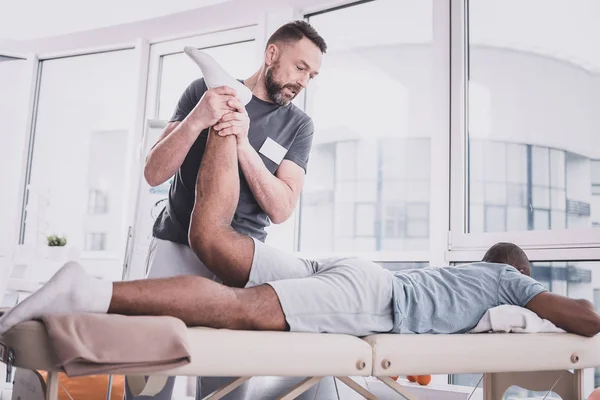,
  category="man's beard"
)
[265,64,301,106]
